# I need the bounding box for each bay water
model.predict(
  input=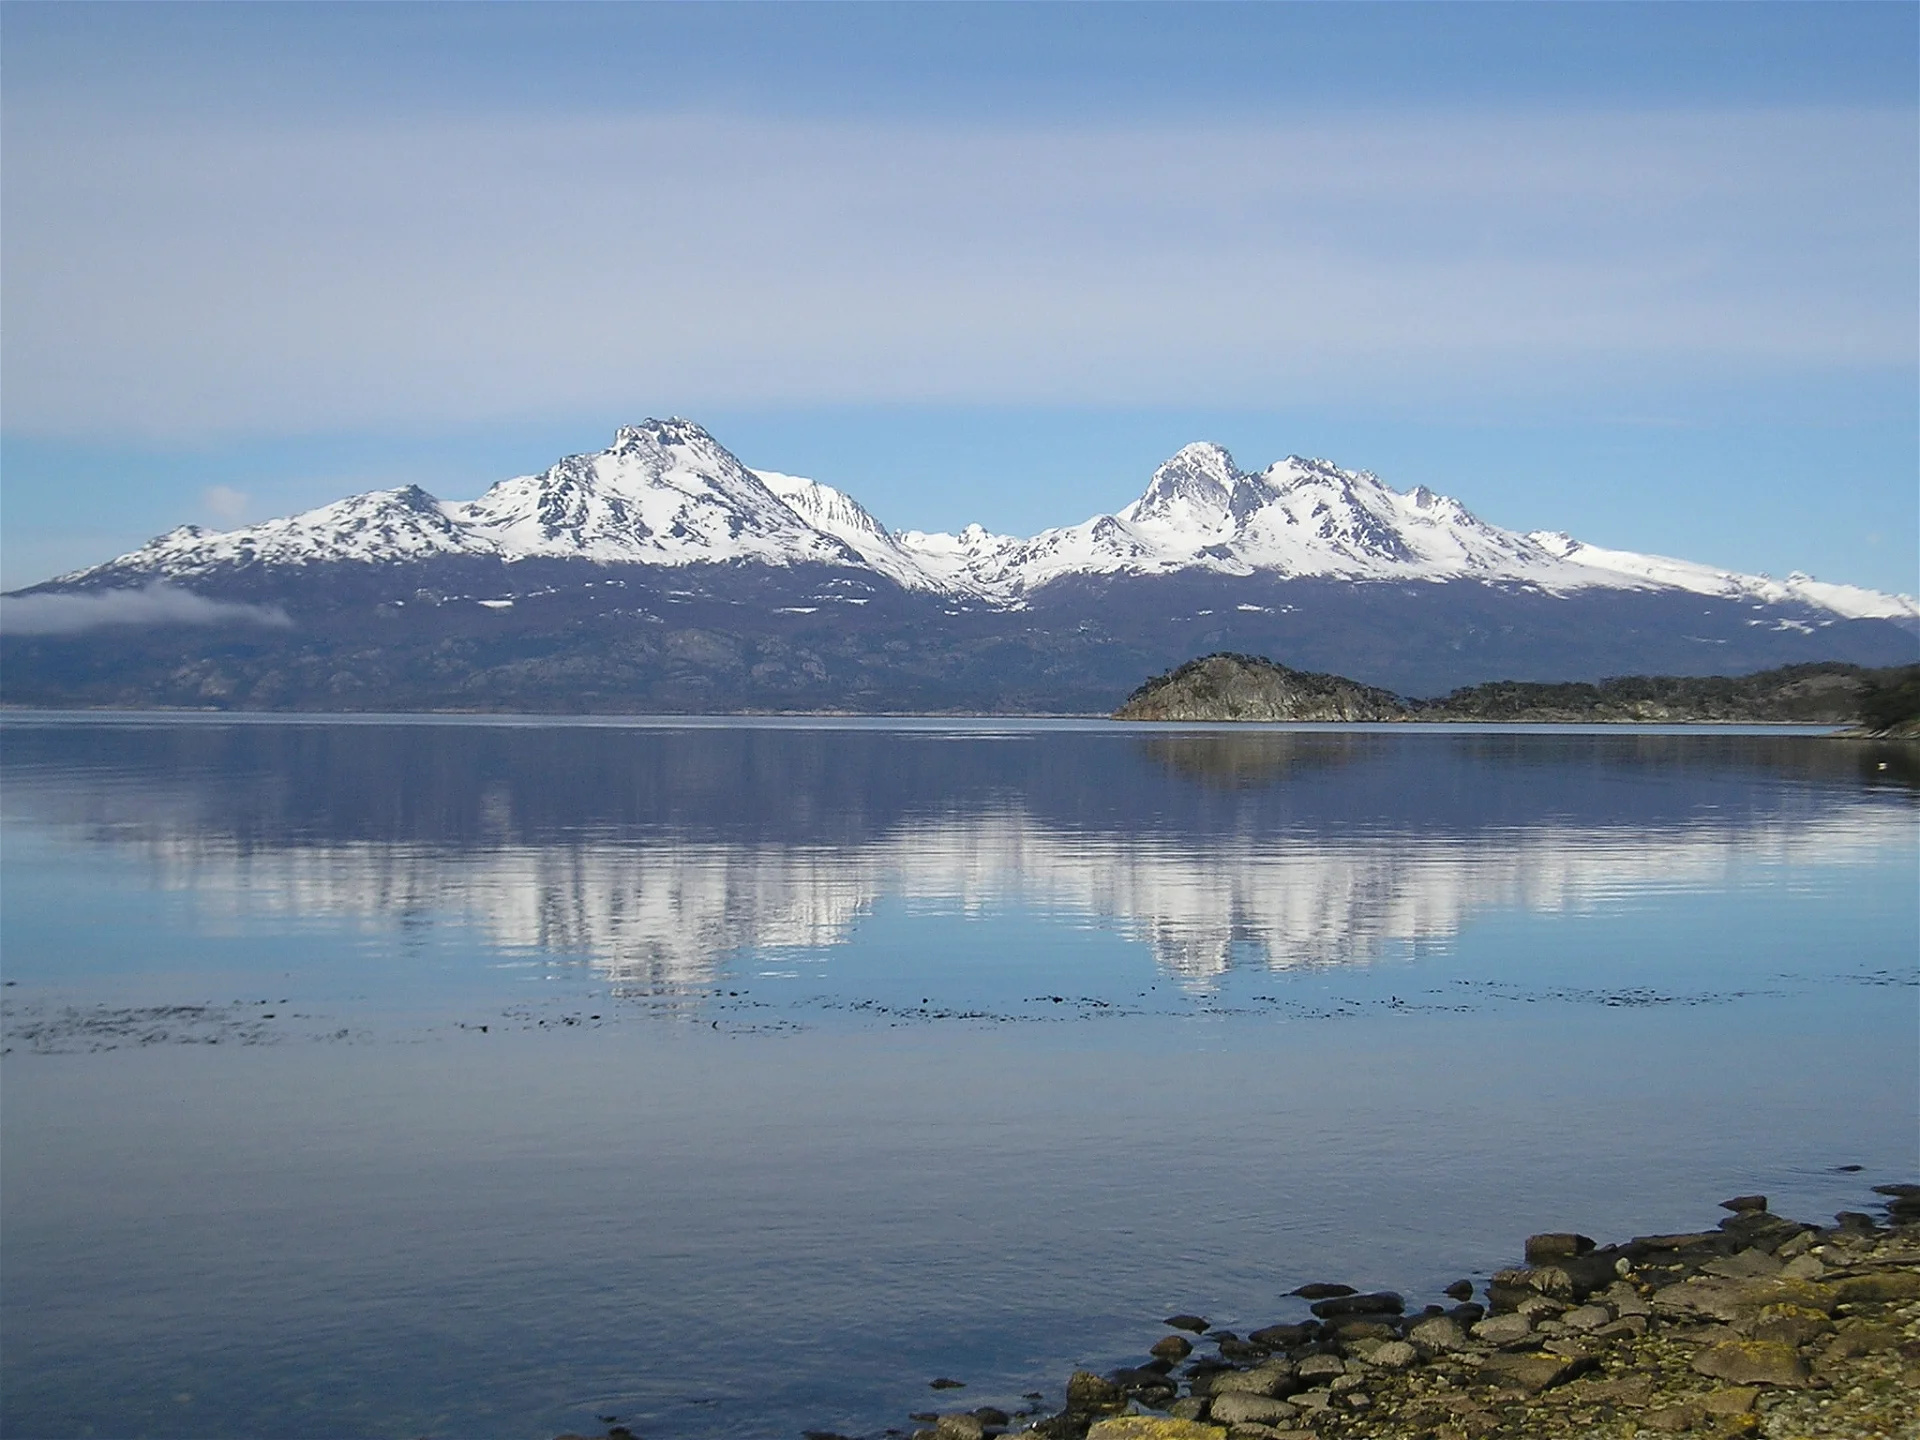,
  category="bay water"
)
[2,717,1915,1439]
